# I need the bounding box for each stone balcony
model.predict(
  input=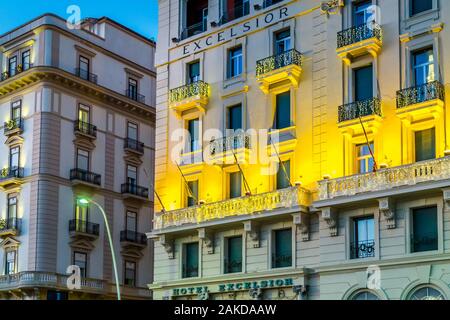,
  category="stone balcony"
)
[208,132,252,165]
[0,167,25,190]
[4,118,24,137]
[153,186,311,231]
[256,49,303,94]
[337,97,382,133]
[336,23,382,64]
[317,156,450,205]
[169,81,210,117]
